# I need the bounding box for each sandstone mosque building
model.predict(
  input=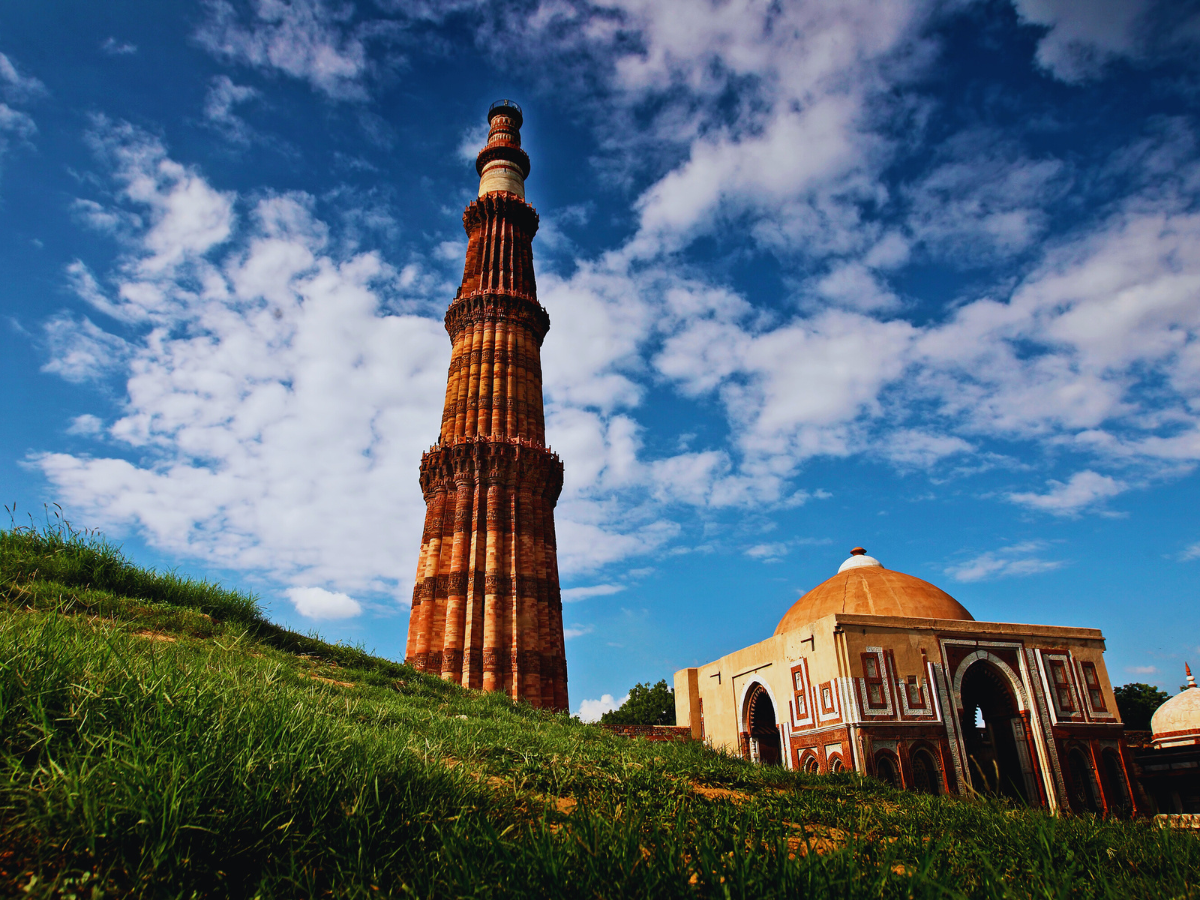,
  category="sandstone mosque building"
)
[405,101,569,711]
[675,548,1138,815]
